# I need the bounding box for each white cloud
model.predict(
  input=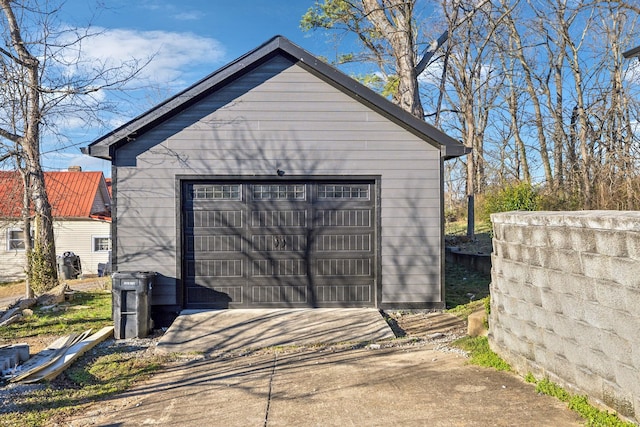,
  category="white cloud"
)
[64,27,226,86]
[41,26,227,171]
